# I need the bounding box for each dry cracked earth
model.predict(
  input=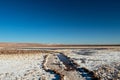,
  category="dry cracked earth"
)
[0,48,120,80]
